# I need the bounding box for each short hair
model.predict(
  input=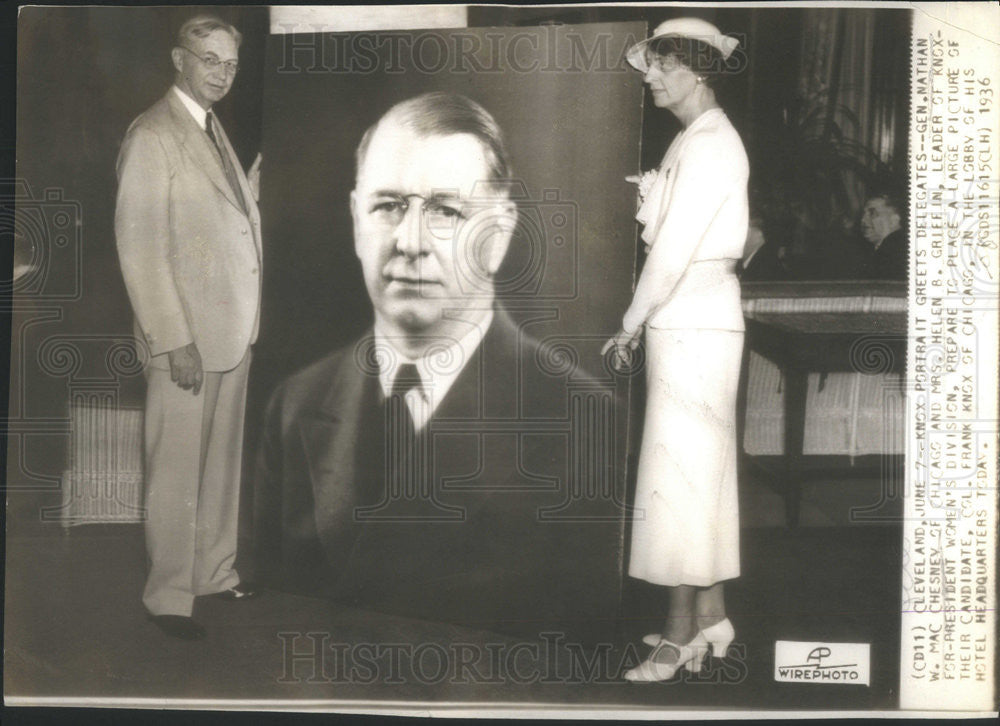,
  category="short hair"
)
[646,36,726,86]
[176,15,243,49]
[868,188,907,225]
[355,92,512,191]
